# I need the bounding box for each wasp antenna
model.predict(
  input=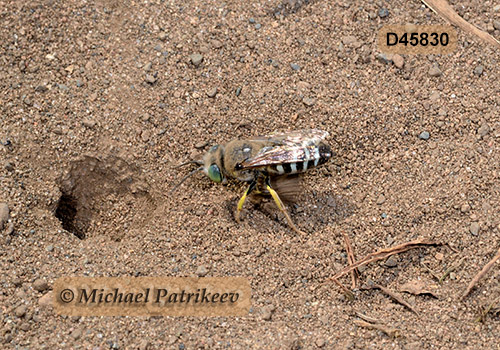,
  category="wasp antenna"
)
[169,167,204,194]
[174,160,204,168]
